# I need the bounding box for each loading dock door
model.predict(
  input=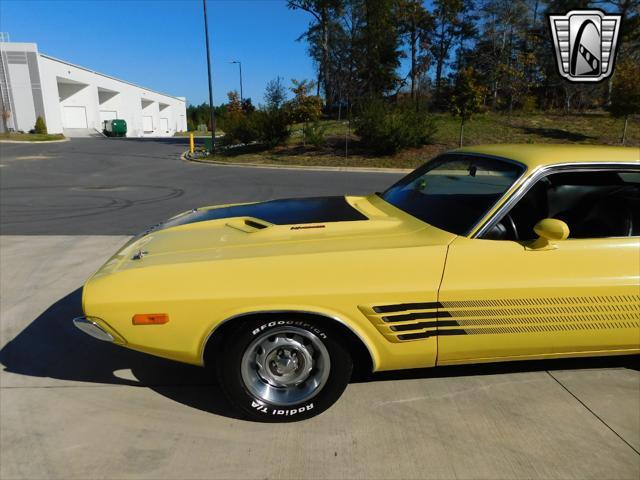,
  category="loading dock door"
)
[63,106,88,129]
[160,118,169,132]
[143,116,153,133]
[100,110,118,126]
